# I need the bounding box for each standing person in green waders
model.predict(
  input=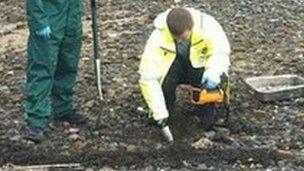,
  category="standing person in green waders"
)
[25,0,87,143]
